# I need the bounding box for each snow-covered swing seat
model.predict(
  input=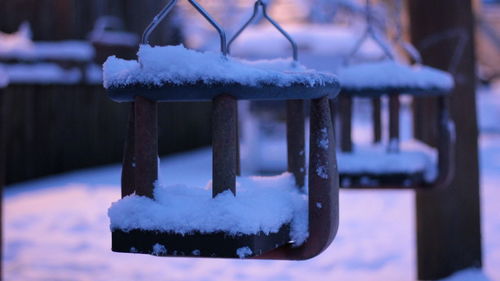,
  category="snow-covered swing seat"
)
[333,0,456,189]
[104,0,340,259]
